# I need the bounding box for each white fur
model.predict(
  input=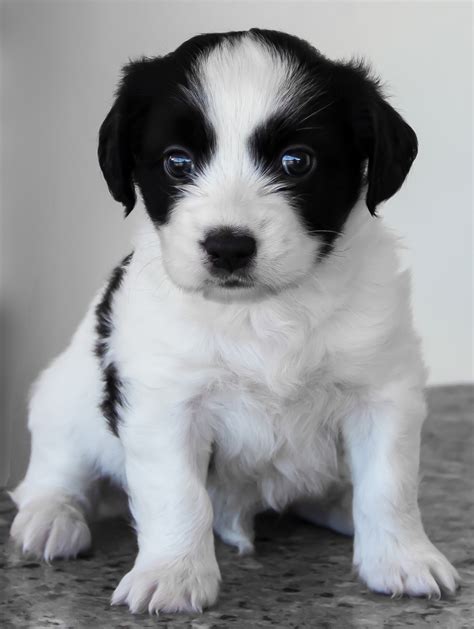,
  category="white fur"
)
[10,34,458,614]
